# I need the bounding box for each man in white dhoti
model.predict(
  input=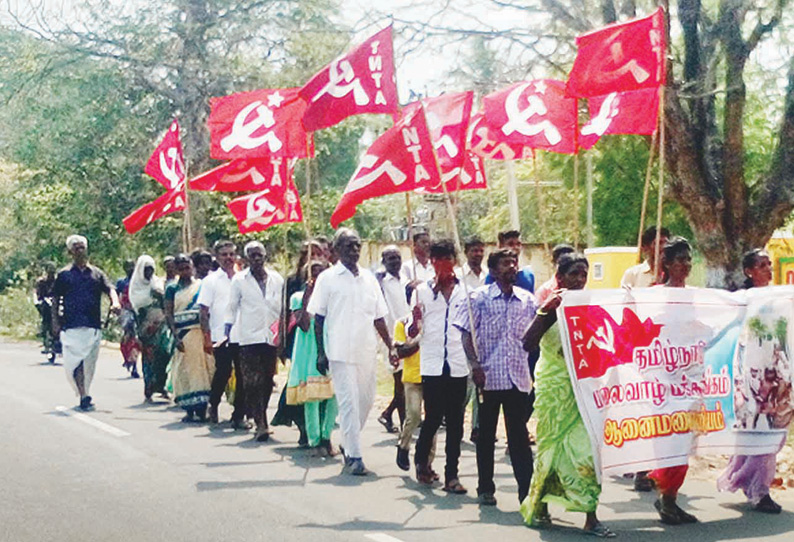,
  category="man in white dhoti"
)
[52,235,120,411]
[308,228,395,475]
